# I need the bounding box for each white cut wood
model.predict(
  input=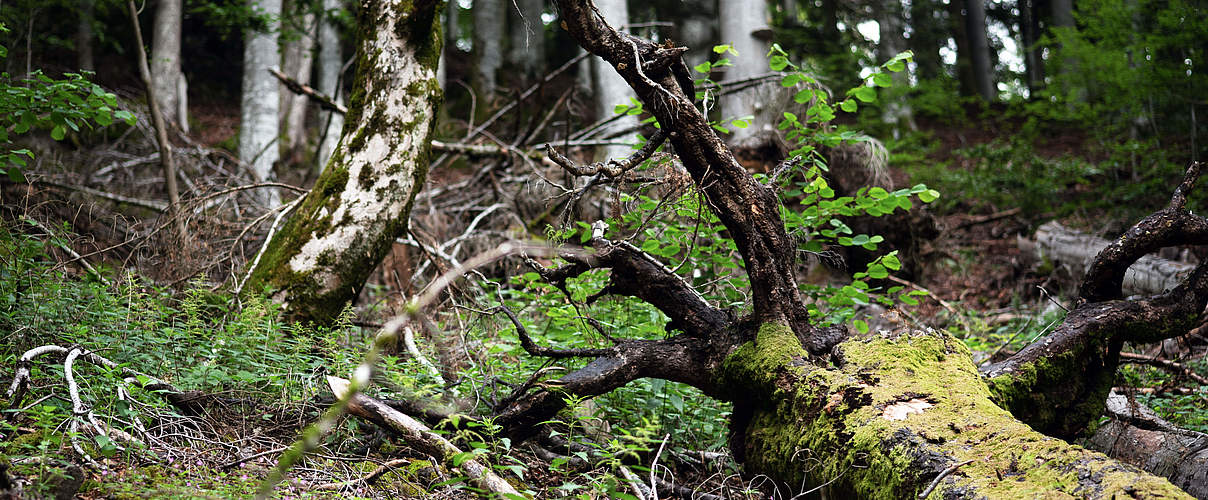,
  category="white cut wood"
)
[1030,221,1195,296]
[240,0,283,207]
